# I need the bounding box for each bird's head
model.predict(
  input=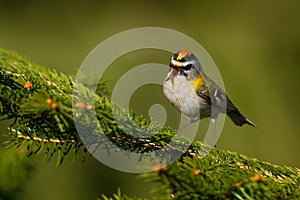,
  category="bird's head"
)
[166,50,202,81]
